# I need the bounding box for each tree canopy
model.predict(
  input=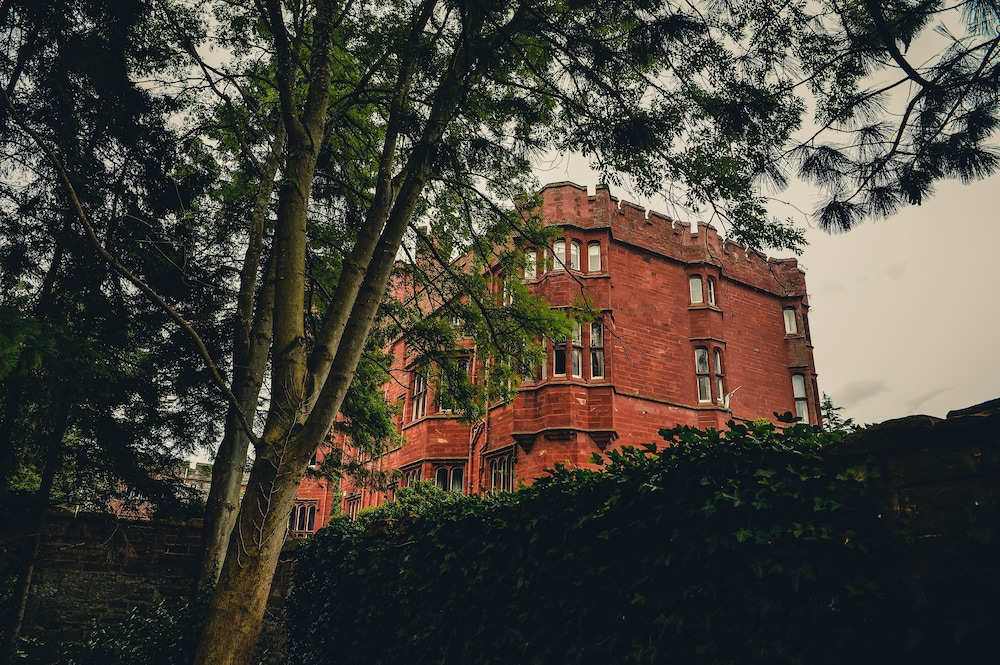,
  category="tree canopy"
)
[3,1,1000,663]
